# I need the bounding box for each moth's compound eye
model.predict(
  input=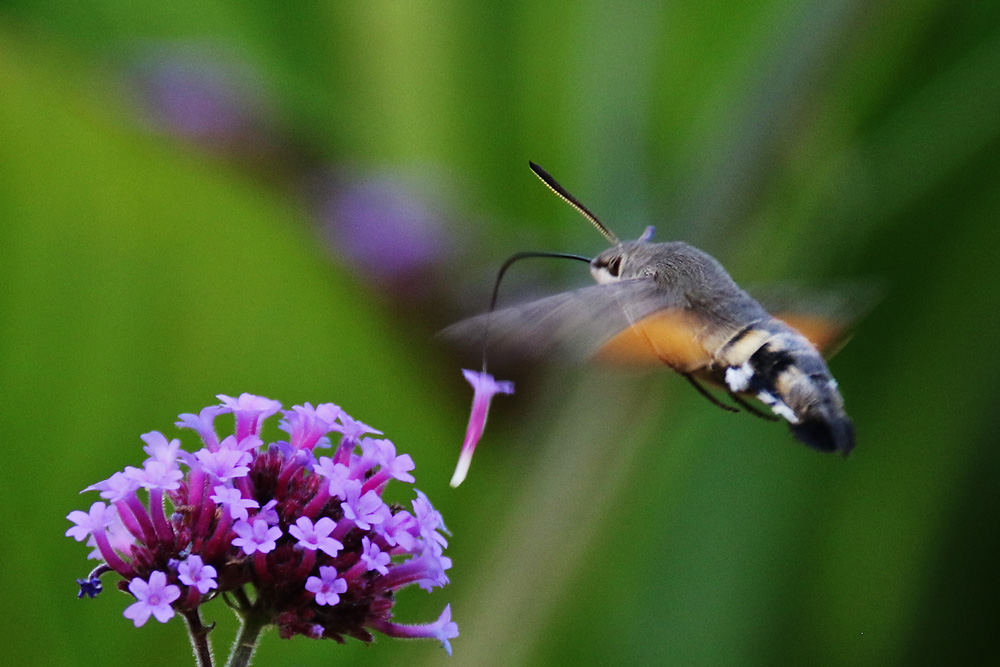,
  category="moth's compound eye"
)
[590,252,624,284]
